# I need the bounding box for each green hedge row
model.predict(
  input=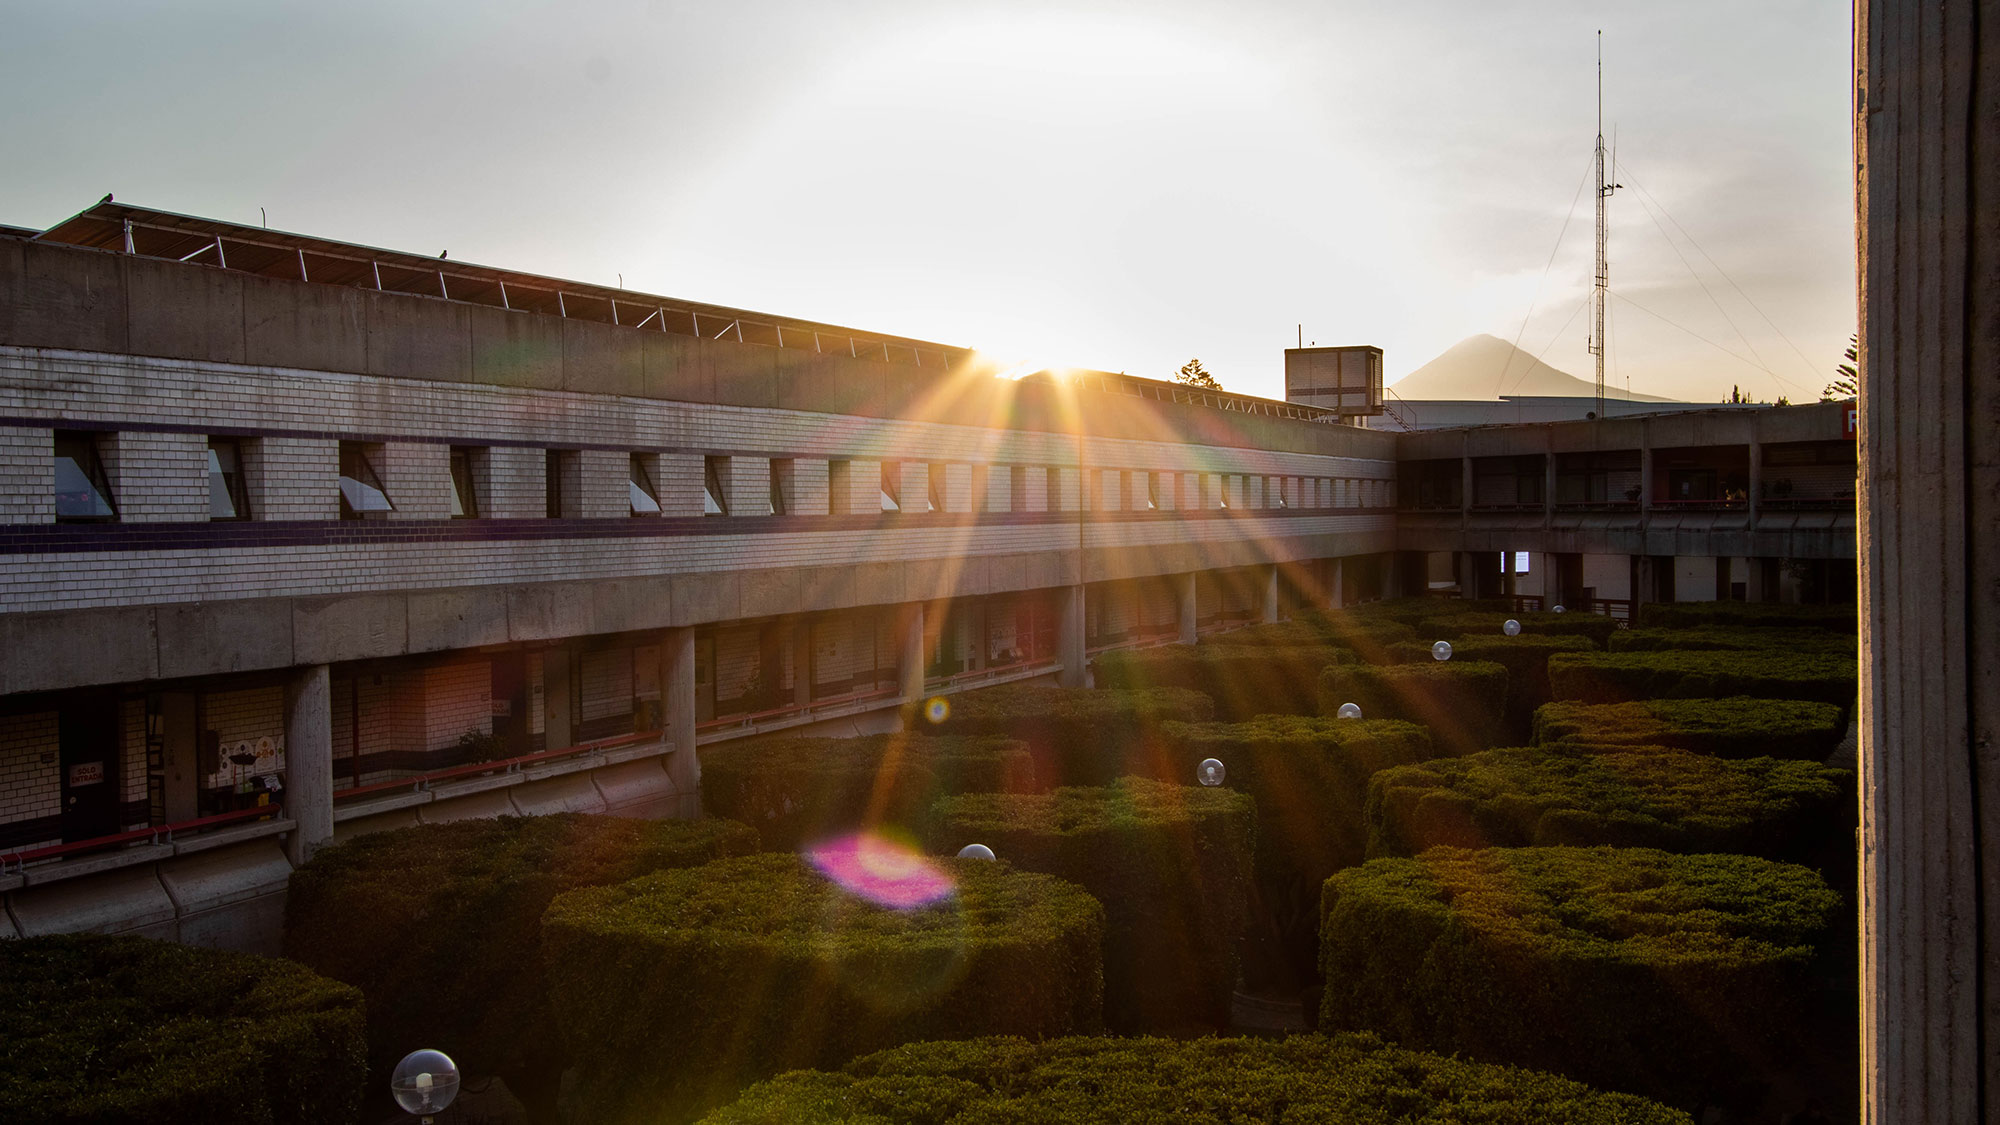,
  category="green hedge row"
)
[1292,608,1423,663]
[926,776,1252,1034]
[914,684,1214,789]
[1320,846,1842,1111]
[1635,600,1858,632]
[1547,650,1859,710]
[1195,620,1333,648]
[1158,716,1433,984]
[1609,626,1857,655]
[284,814,757,1119]
[542,853,1105,1125]
[1365,746,1853,862]
[0,934,366,1125]
[1389,634,1596,739]
[1333,597,1516,628]
[1418,610,1618,648]
[700,734,1034,850]
[1319,660,1510,756]
[1534,697,1847,760]
[1092,644,1349,721]
[697,1032,1692,1124]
